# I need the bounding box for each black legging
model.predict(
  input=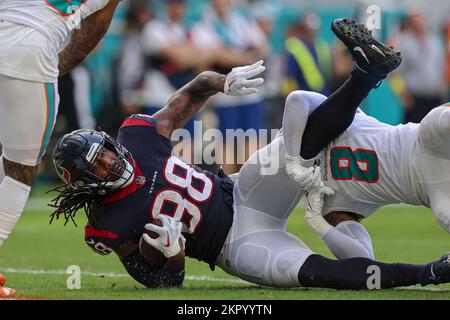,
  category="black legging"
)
[298,254,429,290]
[300,70,381,159]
